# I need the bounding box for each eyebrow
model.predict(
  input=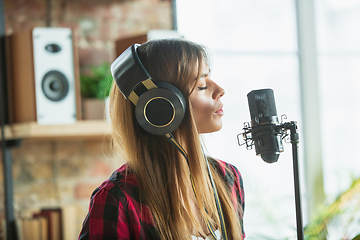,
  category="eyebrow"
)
[193,73,207,82]
[200,73,209,78]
